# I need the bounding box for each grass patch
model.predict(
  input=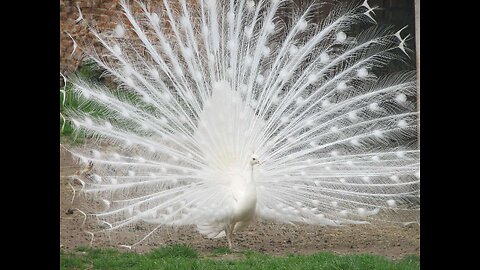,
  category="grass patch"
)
[212,247,232,255]
[60,82,82,144]
[60,60,155,145]
[148,244,198,259]
[61,245,419,270]
[60,61,103,144]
